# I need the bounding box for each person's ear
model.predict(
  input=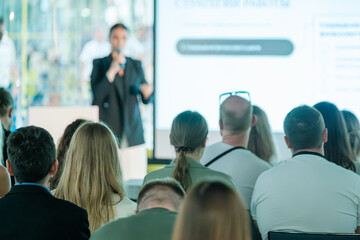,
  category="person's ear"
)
[219,119,223,130]
[251,115,257,127]
[6,160,14,176]
[202,137,208,148]
[49,159,58,176]
[284,136,292,149]
[323,128,328,143]
[8,107,14,118]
